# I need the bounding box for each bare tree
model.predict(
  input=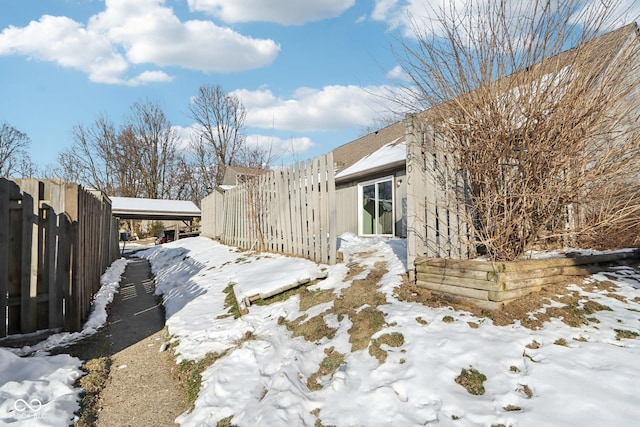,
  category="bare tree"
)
[125,100,182,199]
[0,122,36,178]
[56,114,119,193]
[188,84,247,187]
[396,0,640,260]
[51,100,184,200]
